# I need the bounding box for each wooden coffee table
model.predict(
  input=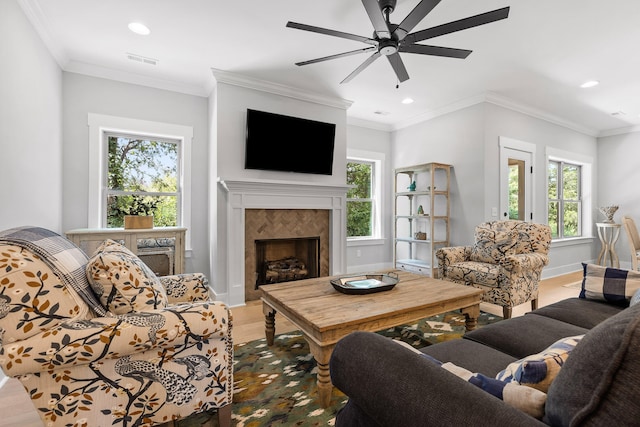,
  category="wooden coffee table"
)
[260,270,484,407]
